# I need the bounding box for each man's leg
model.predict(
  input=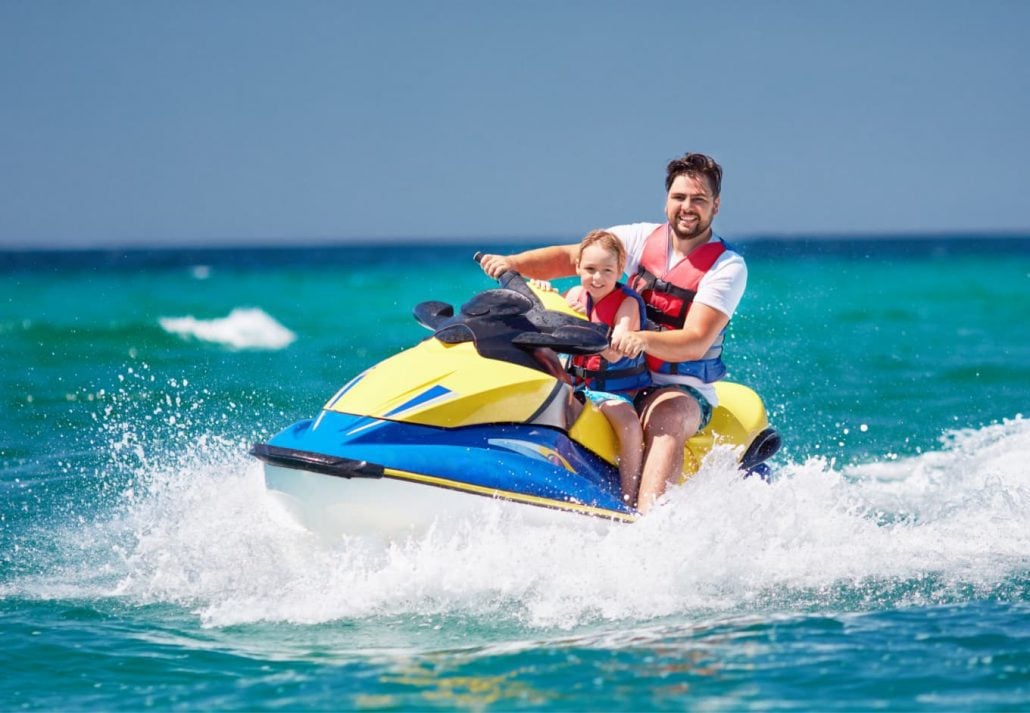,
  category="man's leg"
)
[635,387,702,514]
